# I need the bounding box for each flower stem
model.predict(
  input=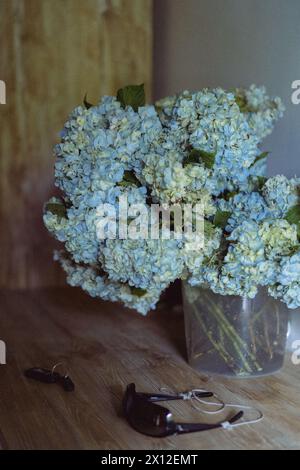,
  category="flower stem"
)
[203,292,262,371]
